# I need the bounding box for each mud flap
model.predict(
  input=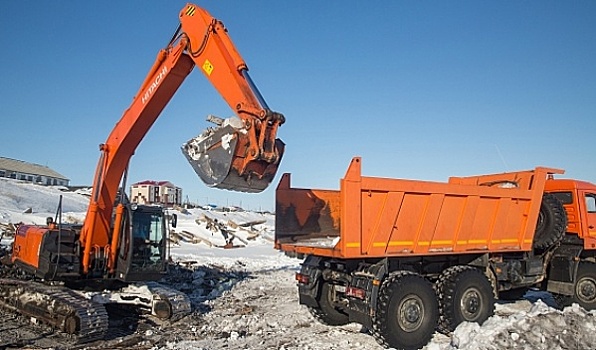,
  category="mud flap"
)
[182,117,284,193]
[347,259,387,328]
[297,256,323,308]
